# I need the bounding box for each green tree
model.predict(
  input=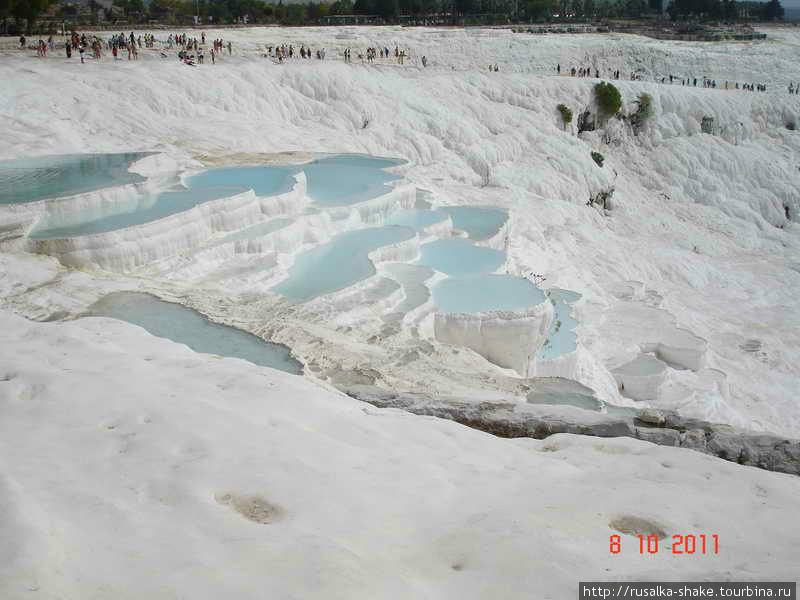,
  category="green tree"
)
[353,0,375,12]
[330,0,354,13]
[419,0,439,13]
[762,0,783,19]
[130,0,145,18]
[722,0,736,19]
[526,0,555,20]
[629,92,653,134]
[89,0,99,23]
[285,2,306,22]
[374,0,399,17]
[594,81,622,123]
[209,0,232,22]
[623,0,646,16]
[1,0,16,33]
[12,0,55,31]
